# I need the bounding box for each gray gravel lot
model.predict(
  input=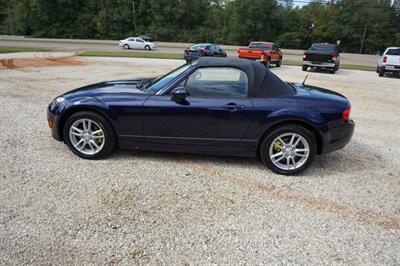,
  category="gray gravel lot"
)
[0,54,399,265]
